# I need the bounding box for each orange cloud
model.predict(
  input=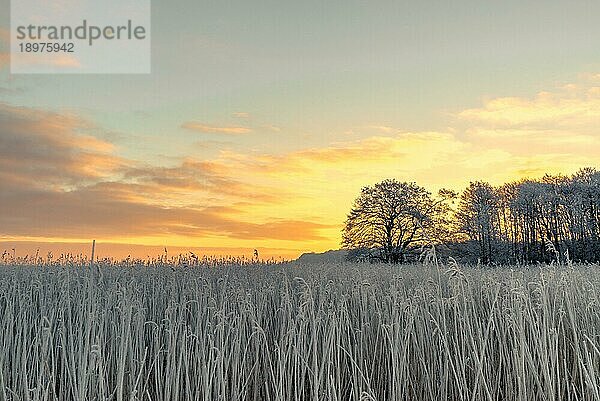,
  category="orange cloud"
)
[0,182,331,241]
[0,104,329,246]
[182,122,251,134]
[216,132,462,177]
[458,76,600,131]
[10,52,82,70]
[0,103,125,190]
[454,74,600,165]
[120,159,283,205]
